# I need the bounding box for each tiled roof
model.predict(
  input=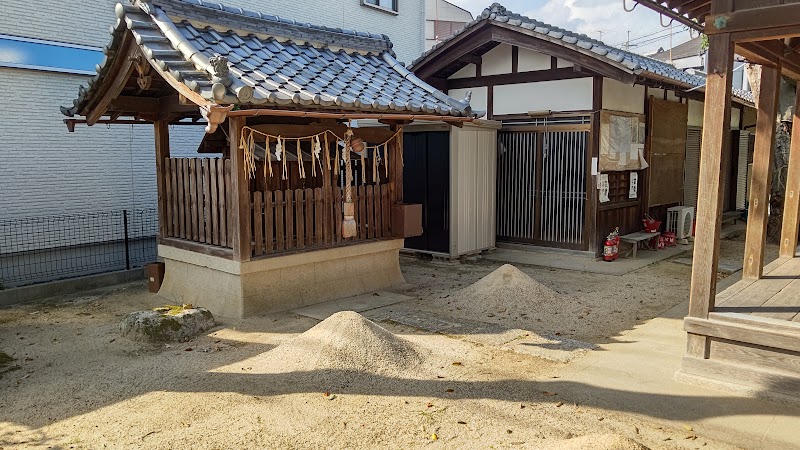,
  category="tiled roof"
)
[650,37,704,62]
[62,0,477,118]
[411,3,754,105]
